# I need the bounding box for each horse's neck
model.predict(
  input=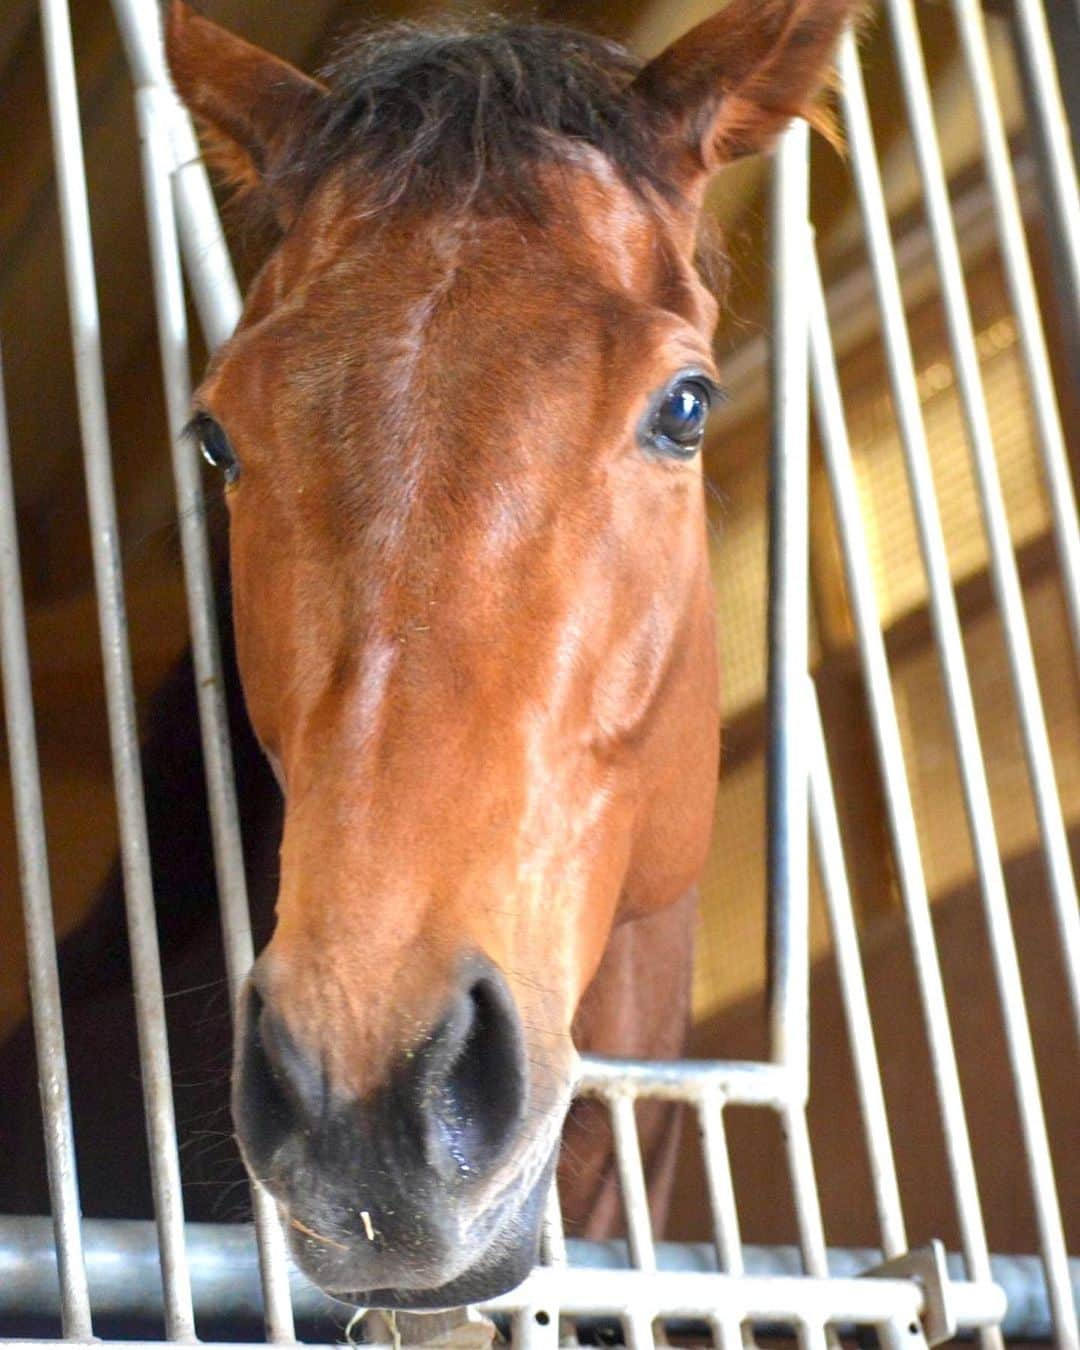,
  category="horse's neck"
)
[559,889,696,1238]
